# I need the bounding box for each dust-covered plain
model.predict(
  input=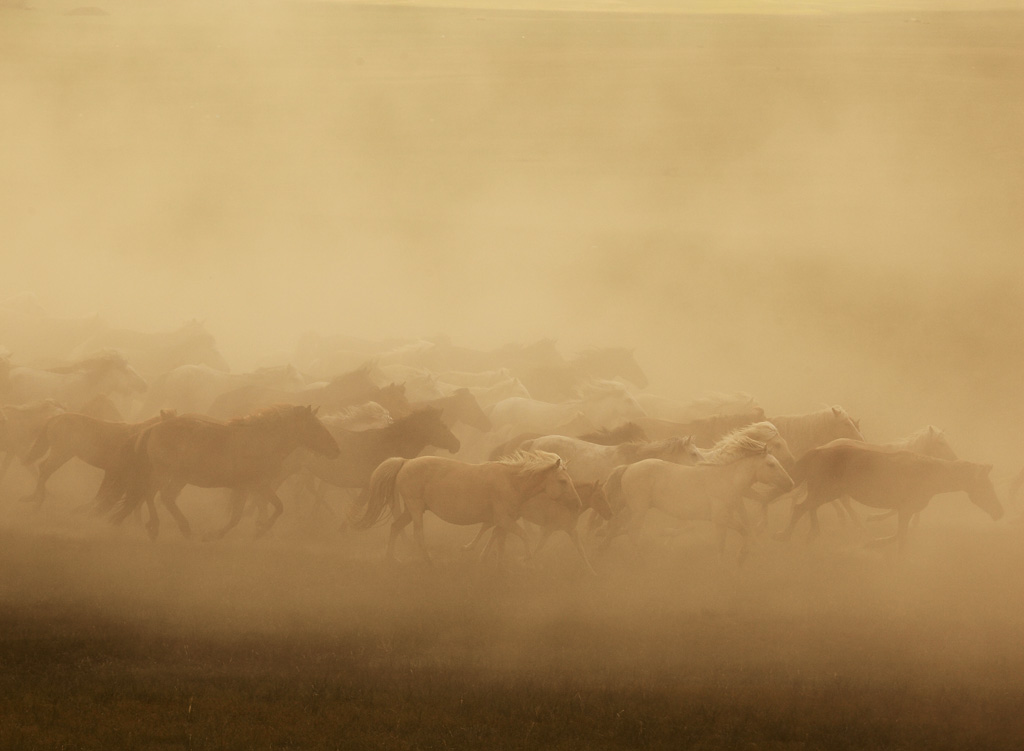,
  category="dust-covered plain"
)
[1,1,1023,749]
